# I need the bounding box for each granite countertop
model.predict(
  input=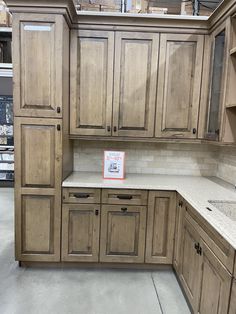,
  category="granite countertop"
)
[63,172,236,249]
